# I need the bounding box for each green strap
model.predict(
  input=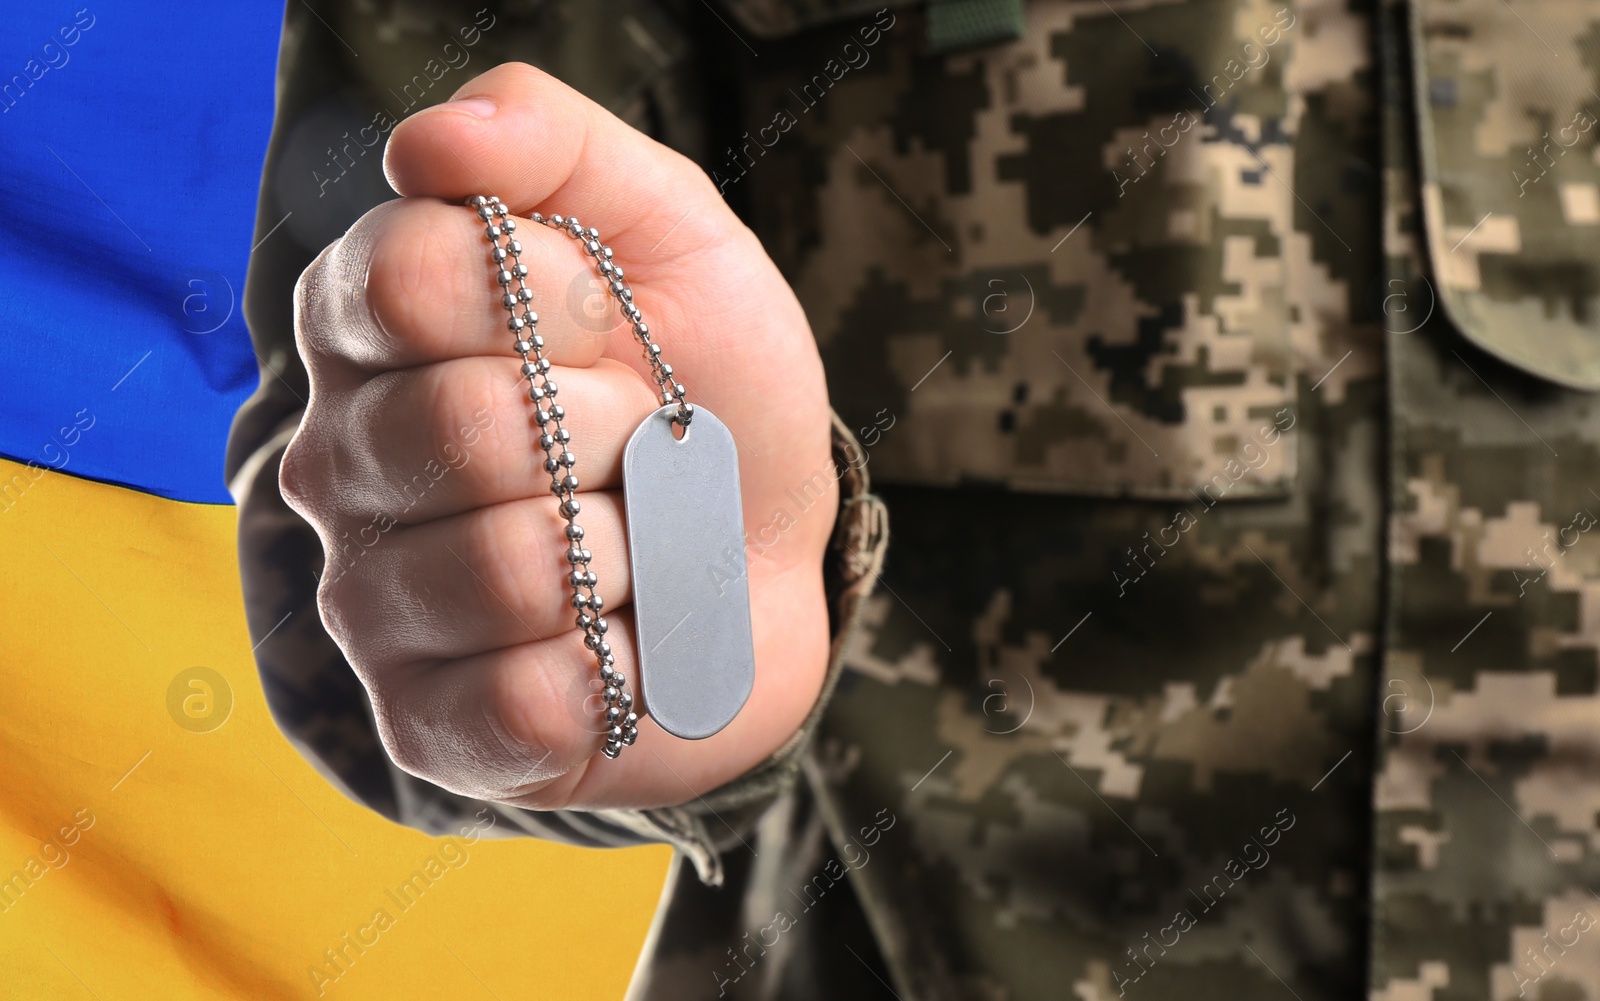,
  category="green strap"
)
[926,0,1026,53]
